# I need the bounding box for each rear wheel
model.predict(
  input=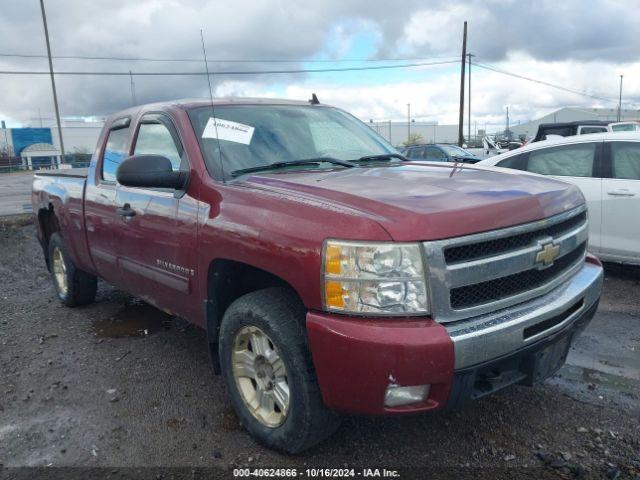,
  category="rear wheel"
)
[48,233,97,307]
[219,287,340,453]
